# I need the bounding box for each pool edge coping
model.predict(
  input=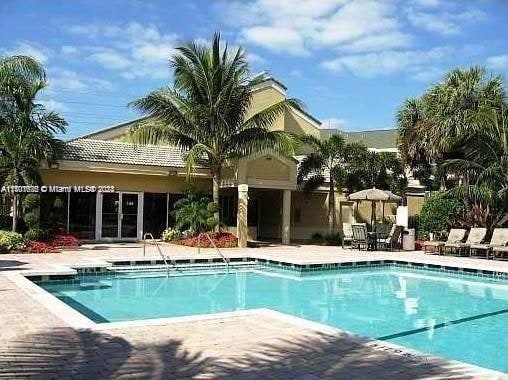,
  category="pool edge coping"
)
[4,261,508,378]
